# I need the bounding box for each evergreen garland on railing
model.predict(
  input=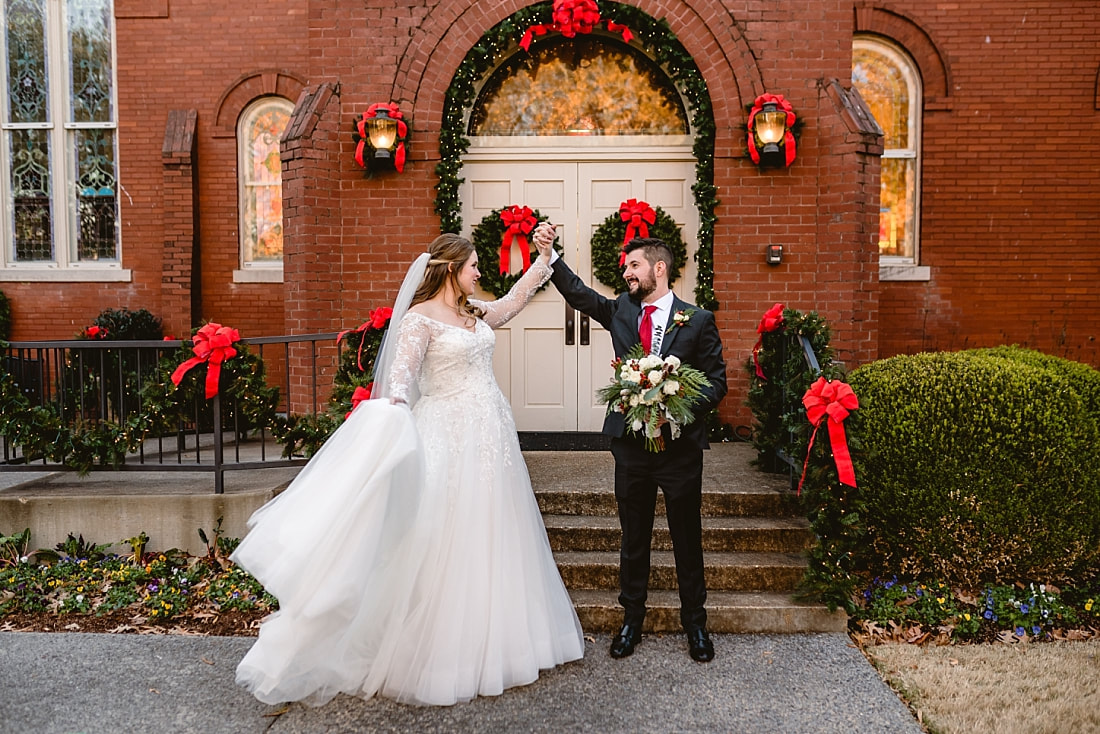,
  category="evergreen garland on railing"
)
[745,306,867,612]
[434,1,718,309]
